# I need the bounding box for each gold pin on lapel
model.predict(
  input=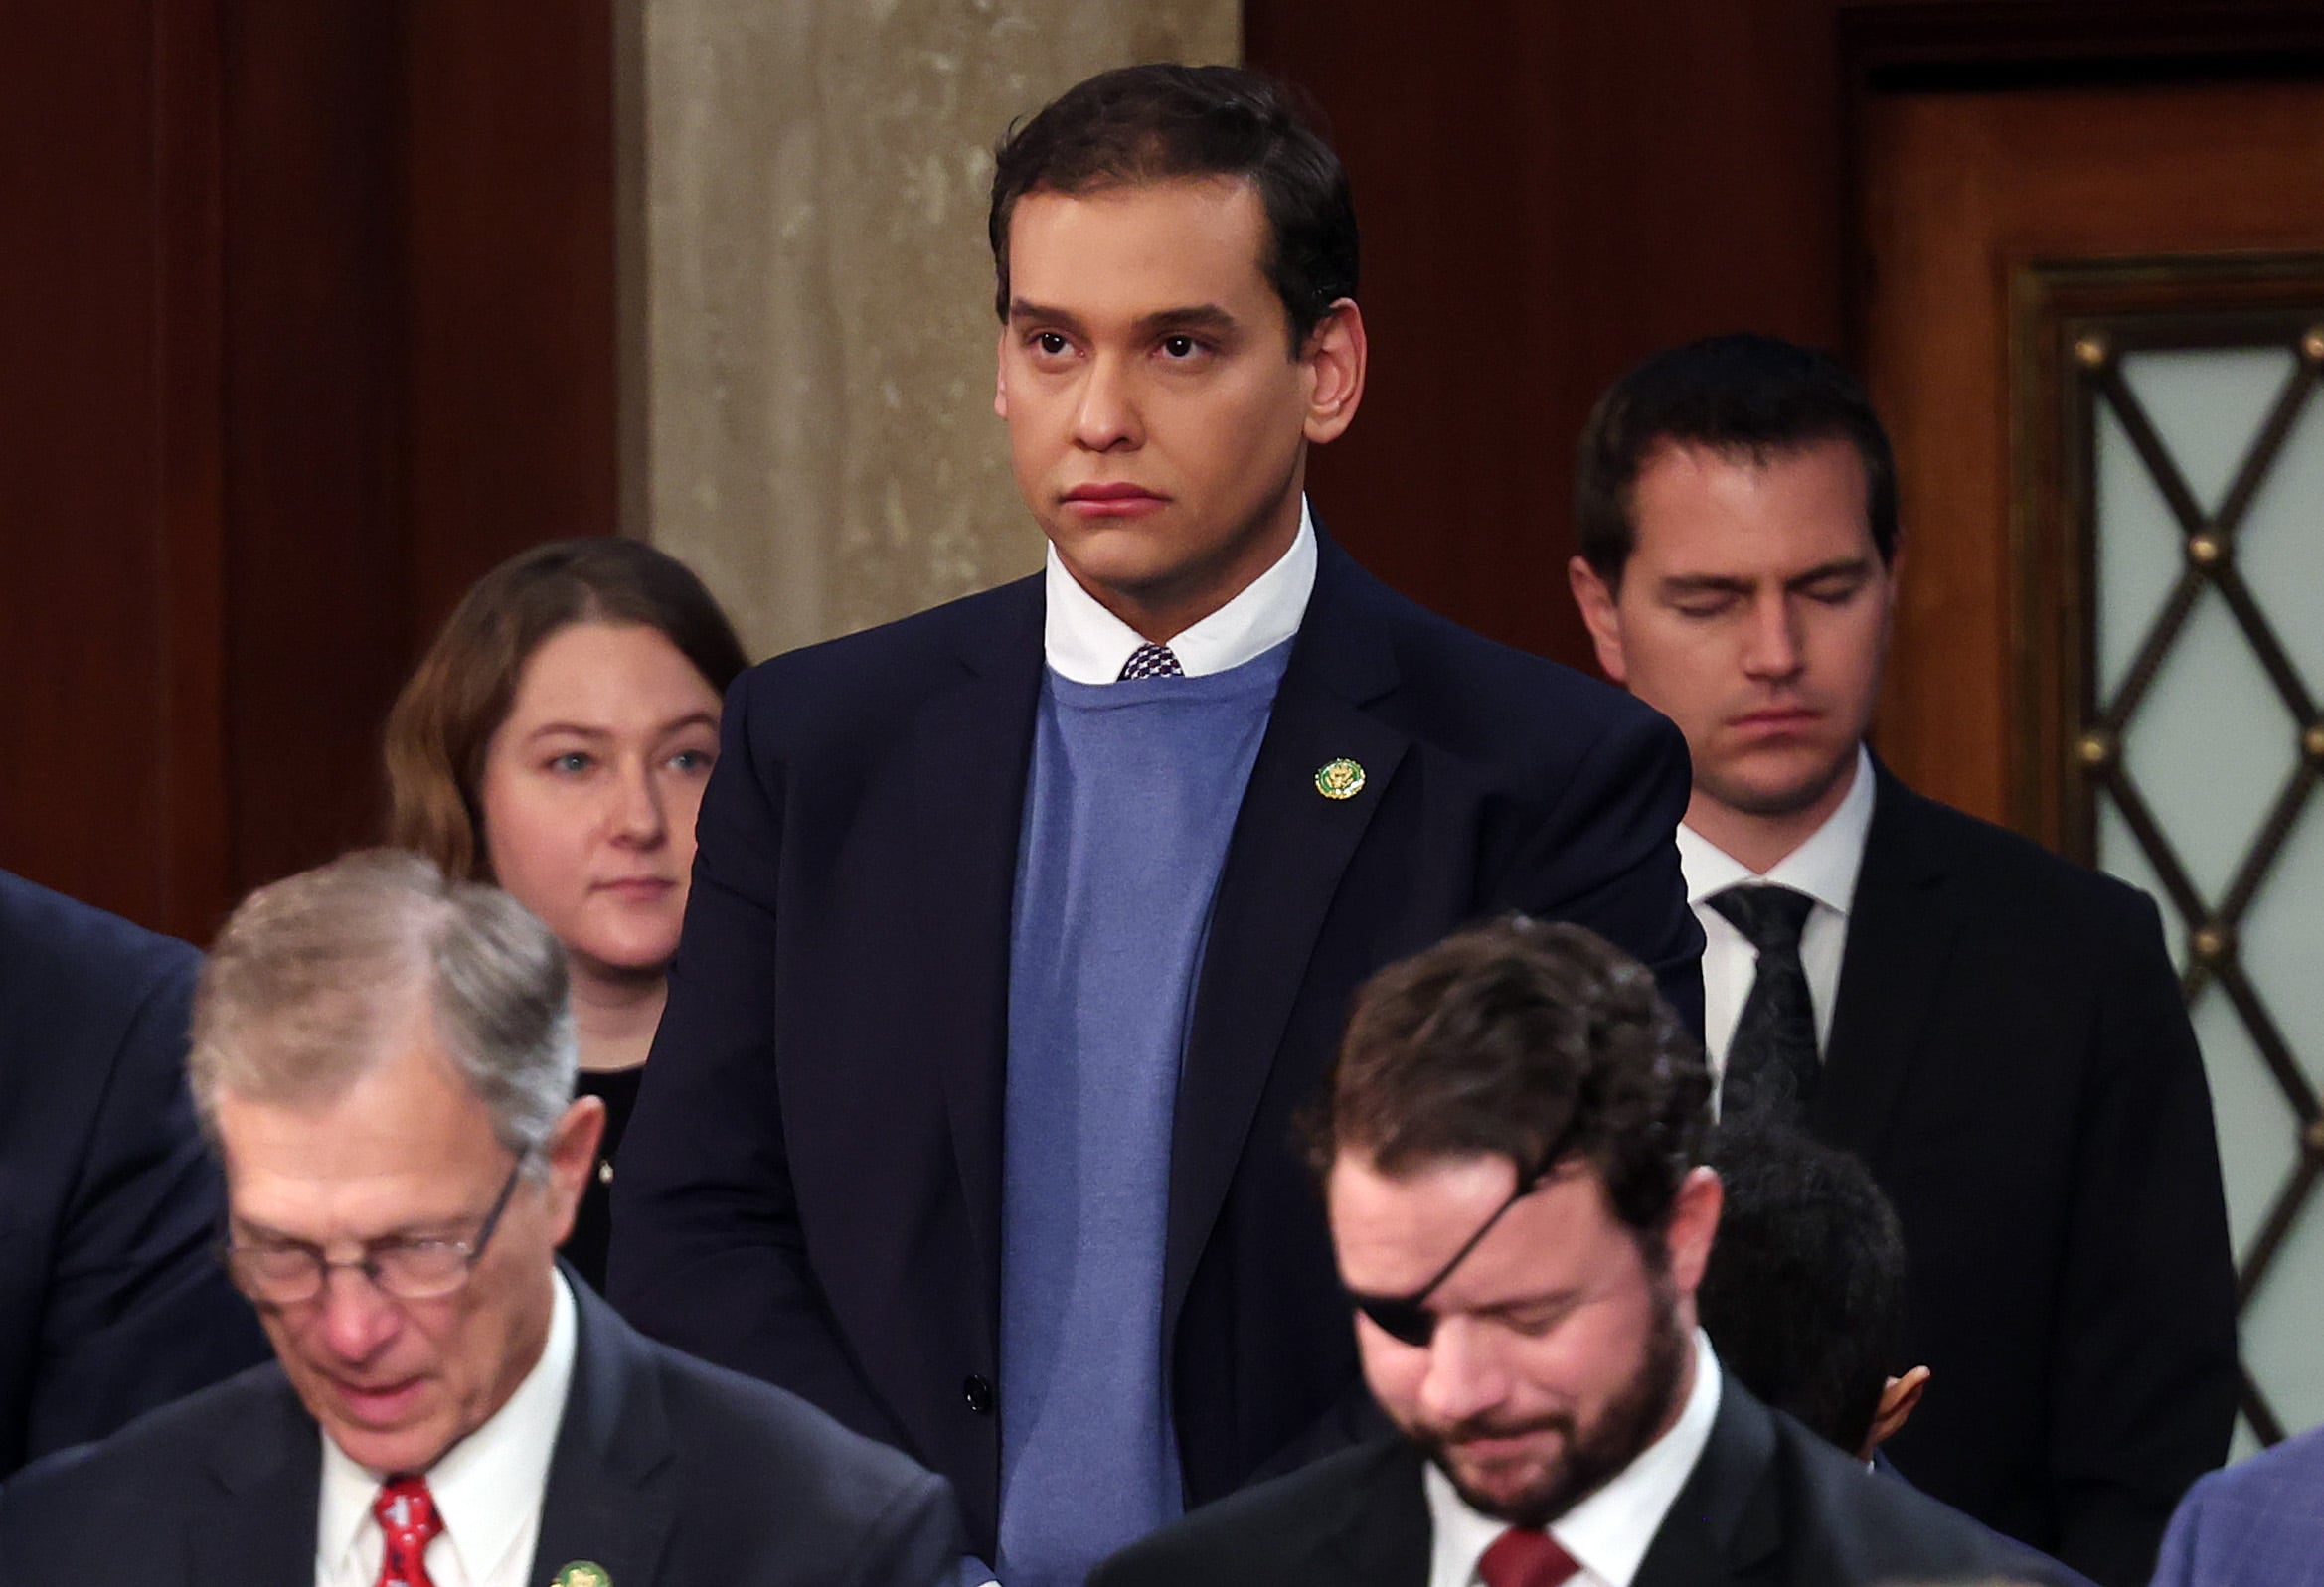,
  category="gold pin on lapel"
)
[1314,757,1366,800]
[552,1564,611,1587]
